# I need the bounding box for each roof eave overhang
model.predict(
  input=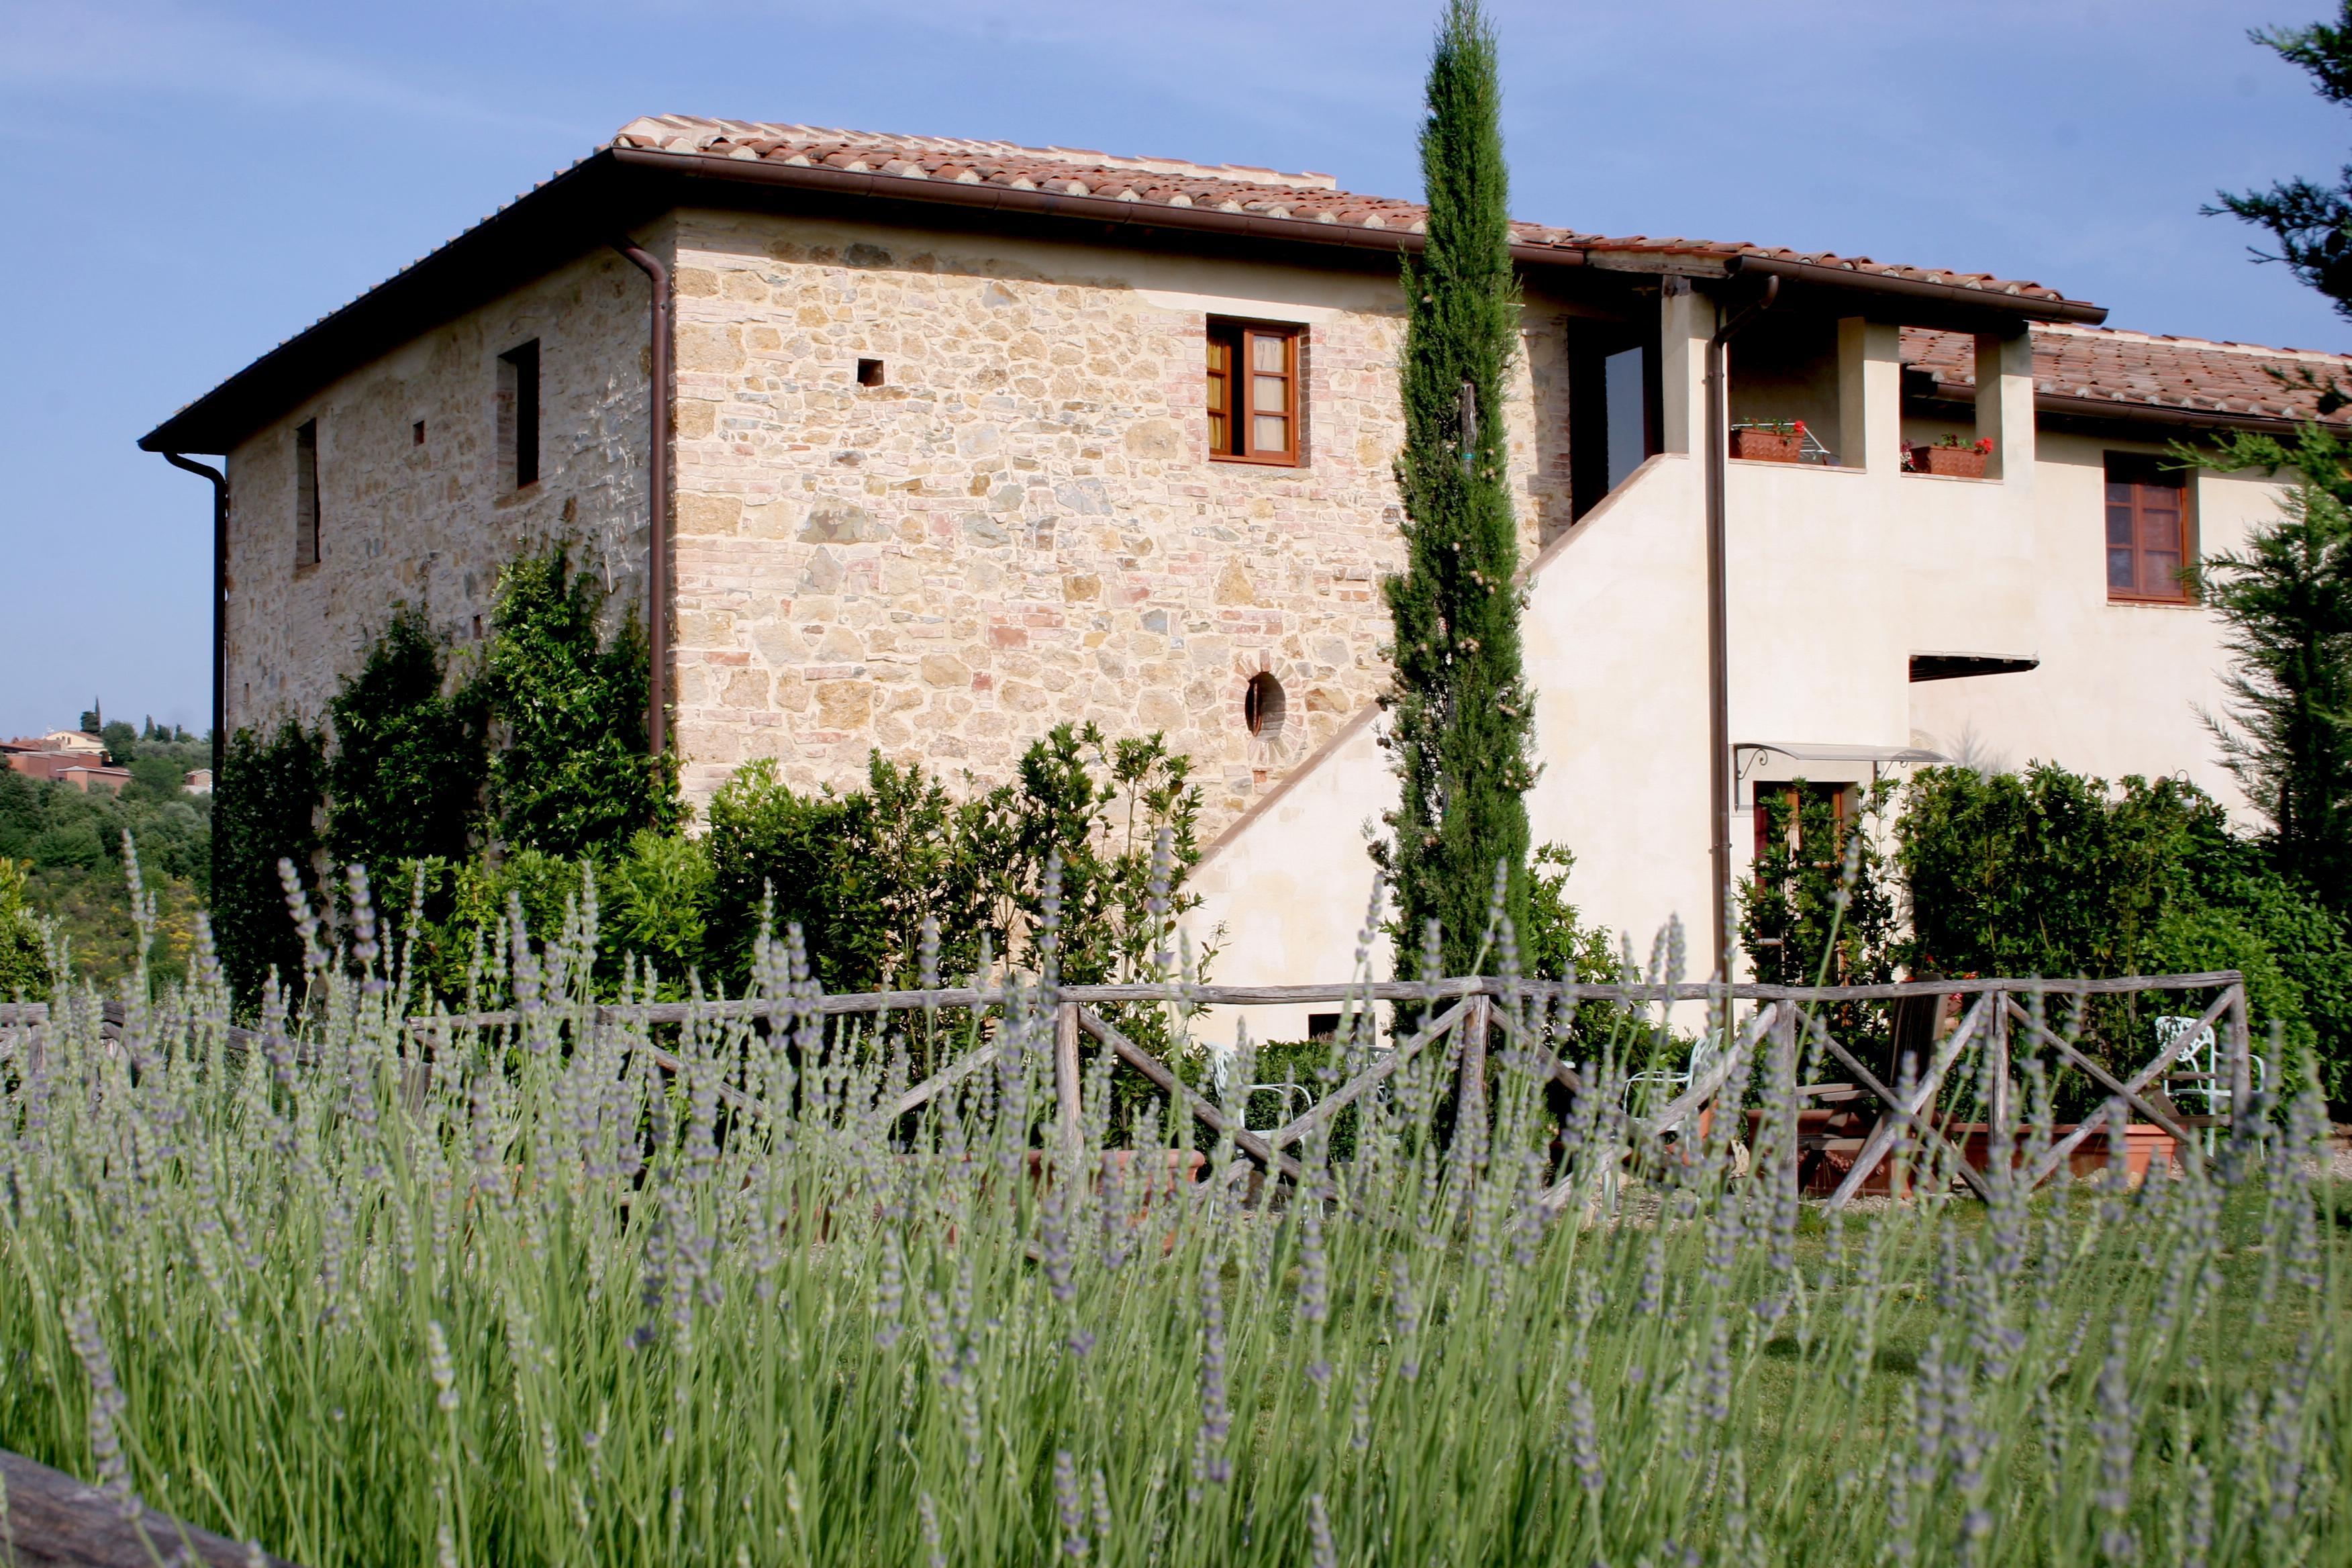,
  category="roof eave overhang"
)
[1916,382,2334,439]
[139,142,2112,455]
[141,150,671,454]
[1724,252,2108,329]
[2033,390,2329,439]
